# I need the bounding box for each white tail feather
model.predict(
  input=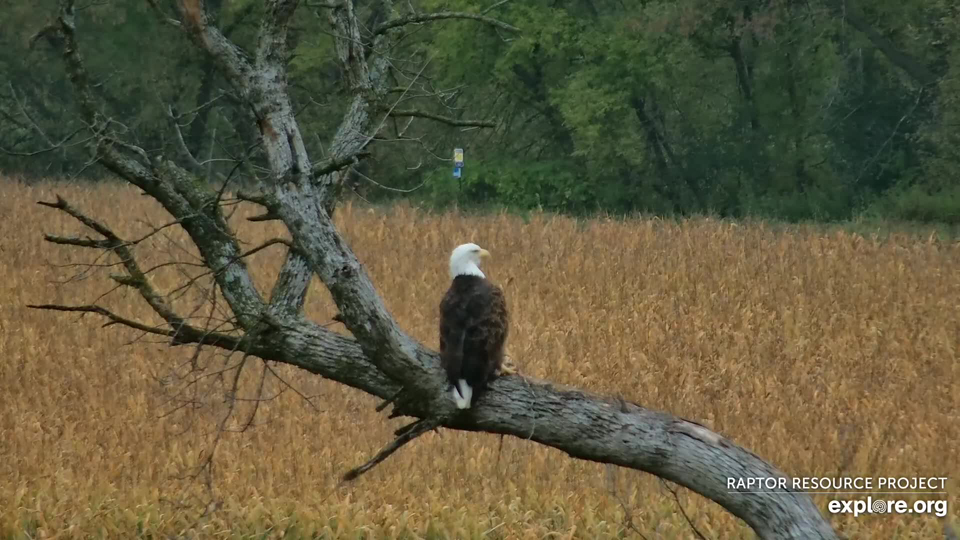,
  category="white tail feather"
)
[457,379,473,409]
[451,385,469,409]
